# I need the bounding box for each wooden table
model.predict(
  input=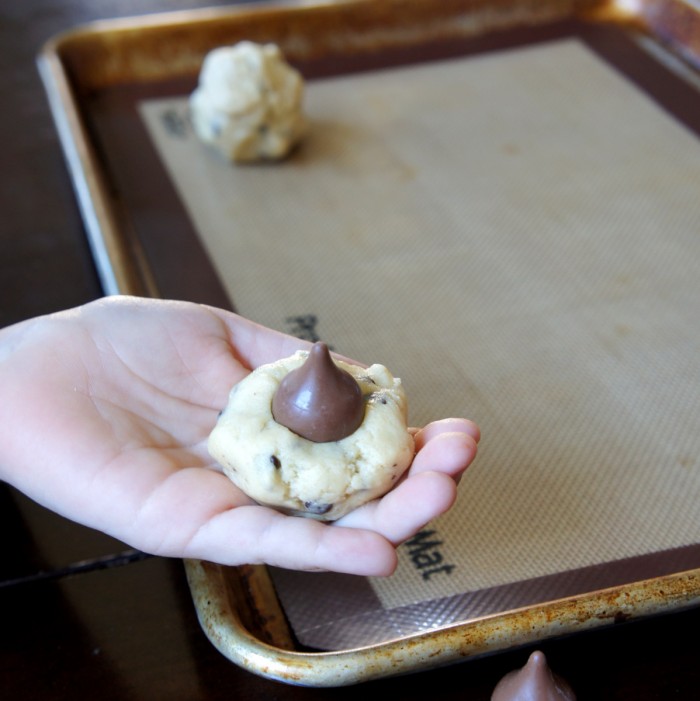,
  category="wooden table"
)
[2,1,700,698]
